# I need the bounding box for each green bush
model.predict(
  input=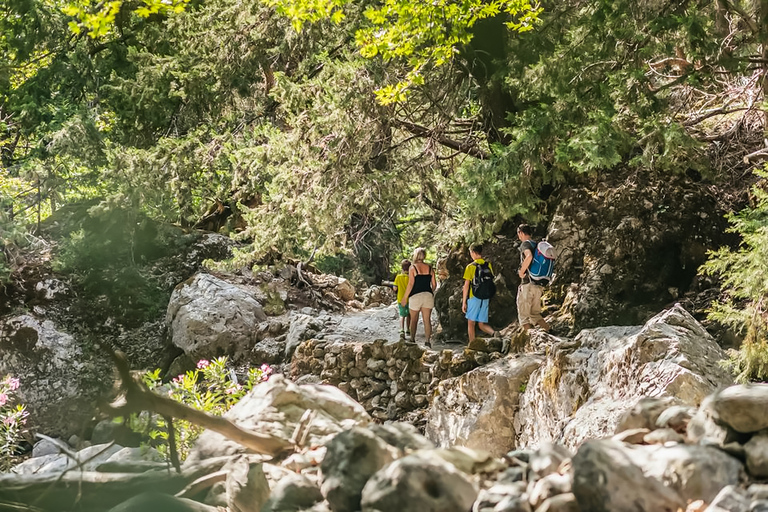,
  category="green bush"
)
[702,170,768,382]
[128,358,271,461]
